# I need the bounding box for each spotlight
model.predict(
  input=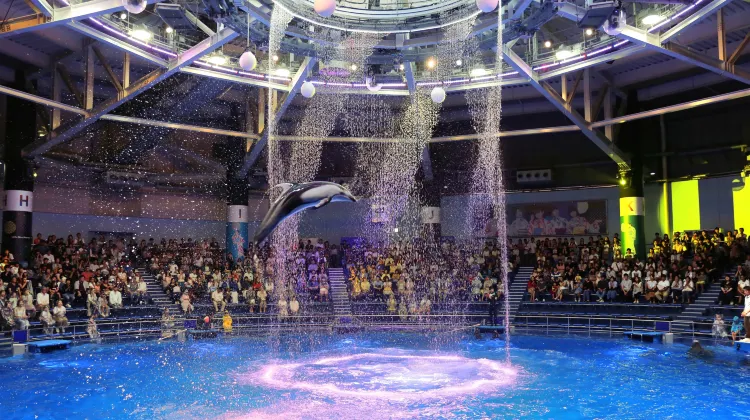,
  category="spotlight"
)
[275,68,291,77]
[350,64,358,71]
[129,28,152,41]
[470,68,488,77]
[585,28,594,36]
[455,59,463,66]
[555,49,575,60]
[206,54,228,65]
[650,172,656,176]
[272,54,279,62]
[543,40,552,48]
[426,57,436,70]
[33,172,38,178]
[399,63,405,71]
[393,227,399,233]
[119,12,127,19]
[641,14,665,25]
[165,26,173,34]
[619,178,627,186]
